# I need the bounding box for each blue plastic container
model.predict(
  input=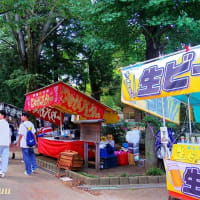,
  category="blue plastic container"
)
[123,143,128,148]
[100,155,118,169]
